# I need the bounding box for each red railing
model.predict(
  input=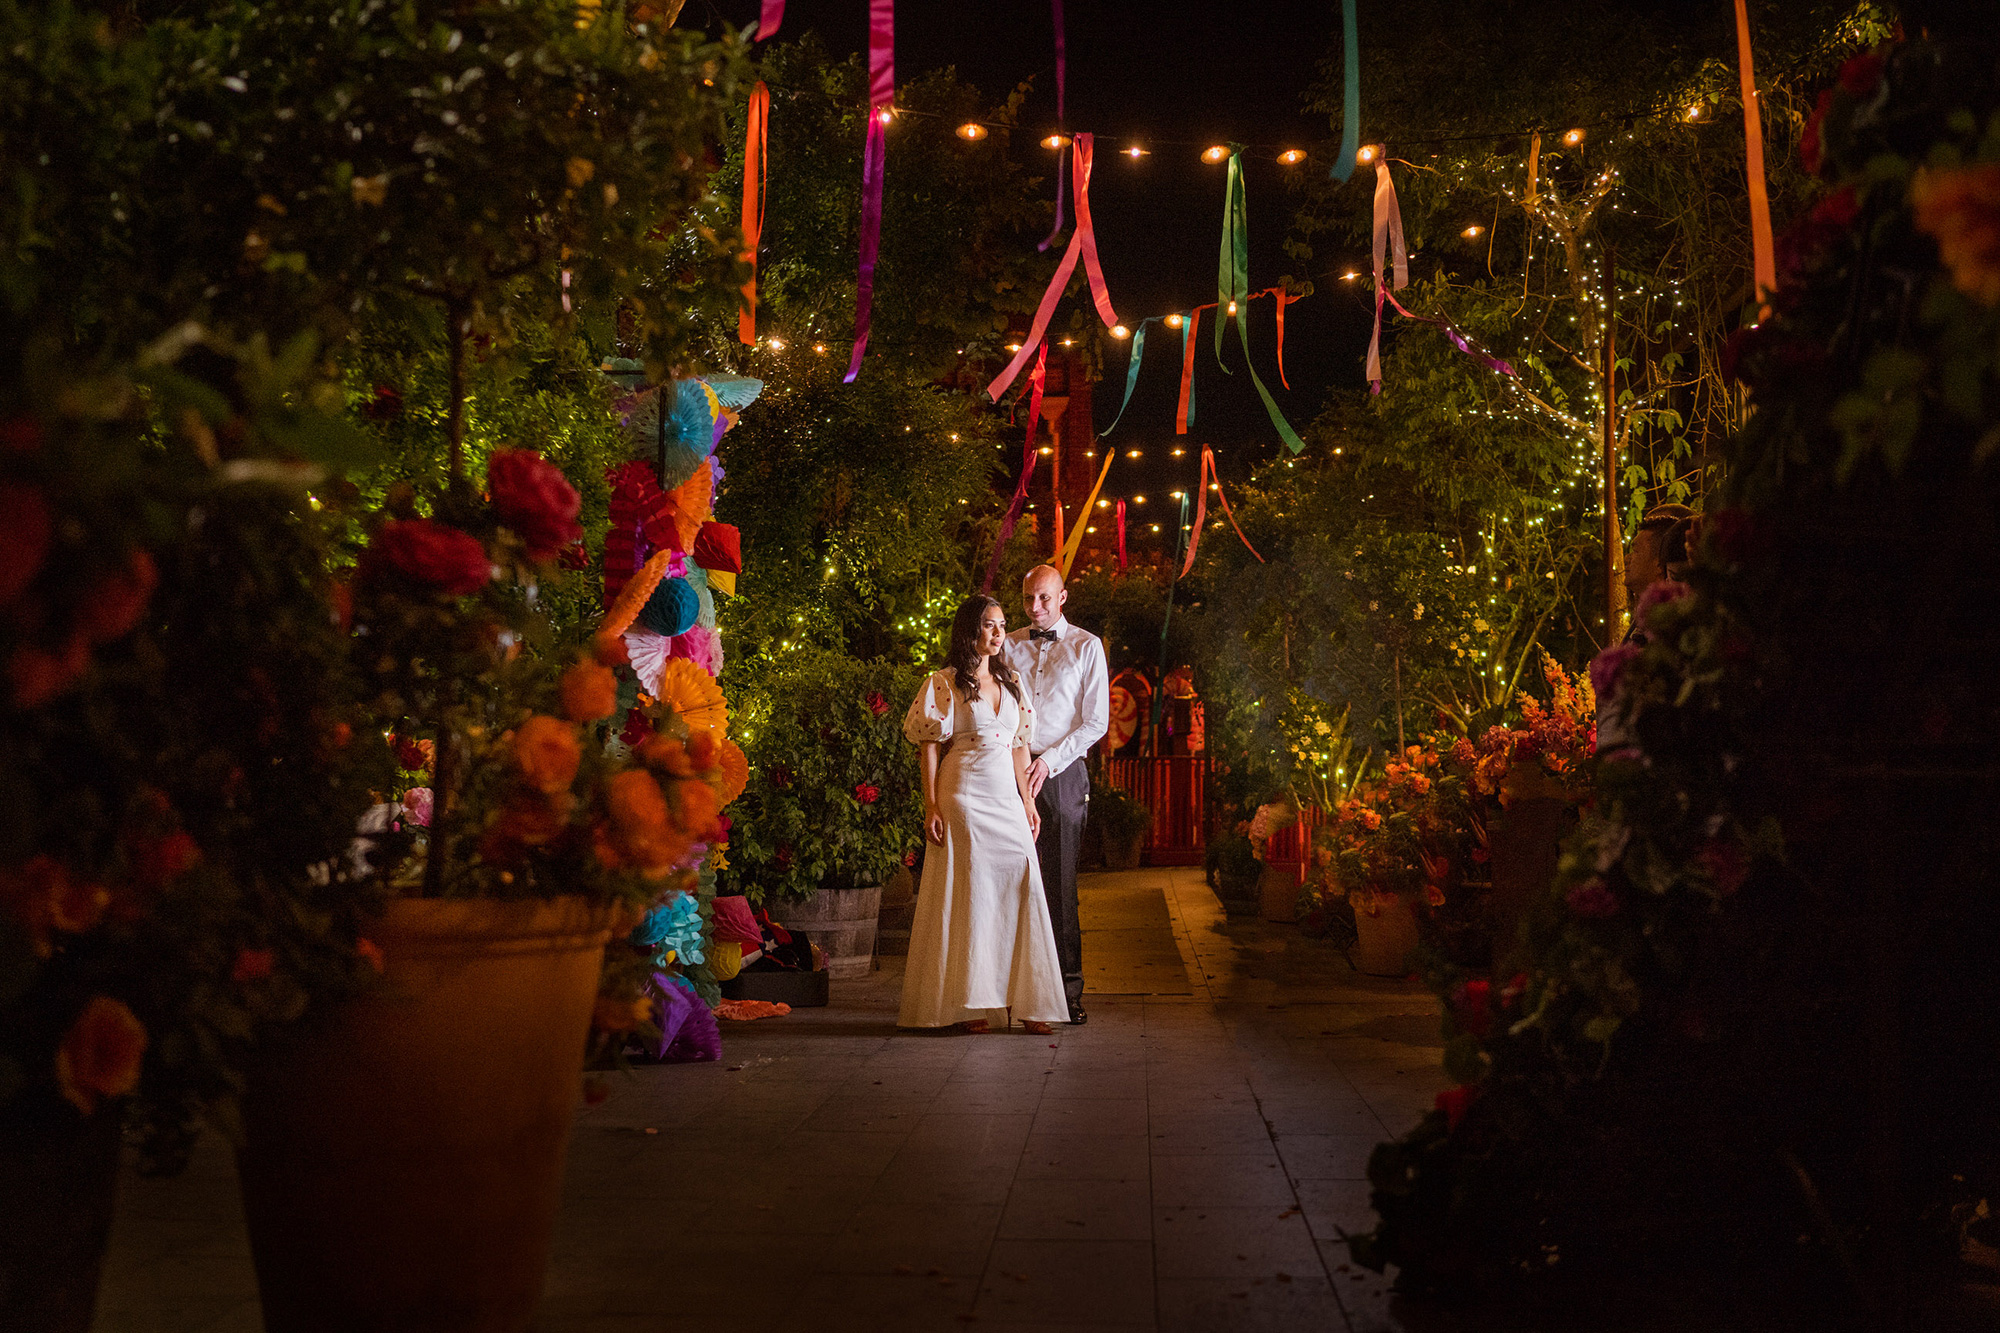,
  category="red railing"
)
[1102,757,1206,866]
[1259,804,1326,887]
